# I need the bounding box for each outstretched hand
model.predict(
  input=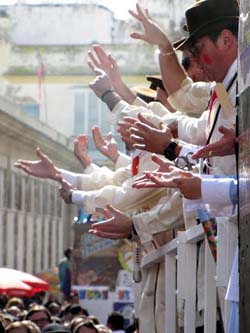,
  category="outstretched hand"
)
[128,112,173,154]
[89,204,132,239]
[192,126,236,159]
[15,148,62,181]
[59,179,74,204]
[74,134,92,169]
[89,68,113,98]
[92,126,119,163]
[88,45,123,89]
[129,3,170,49]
